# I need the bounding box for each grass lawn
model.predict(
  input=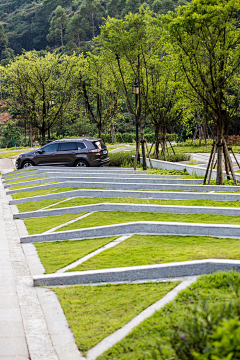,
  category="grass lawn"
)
[0,150,26,158]
[67,234,240,272]
[97,272,240,360]
[35,236,117,273]
[11,187,79,199]
[16,196,240,213]
[7,176,49,184]
[53,281,178,355]
[9,181,59,190]
[4,172,40,180]
[27,210,240,234]
[24,212,87,234]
